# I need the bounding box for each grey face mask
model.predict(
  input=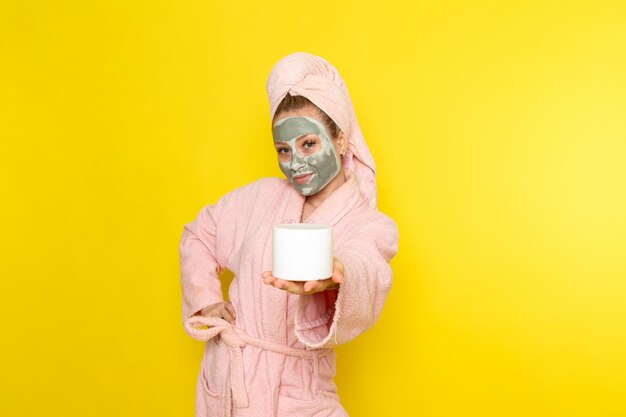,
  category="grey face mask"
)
[272,116,341,196]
